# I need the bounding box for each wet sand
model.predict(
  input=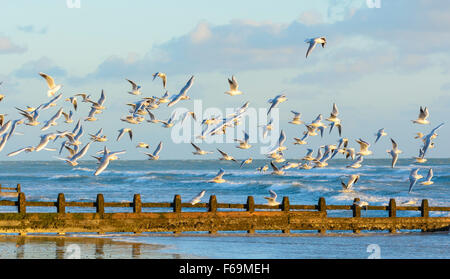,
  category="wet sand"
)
[0,234,186,259]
